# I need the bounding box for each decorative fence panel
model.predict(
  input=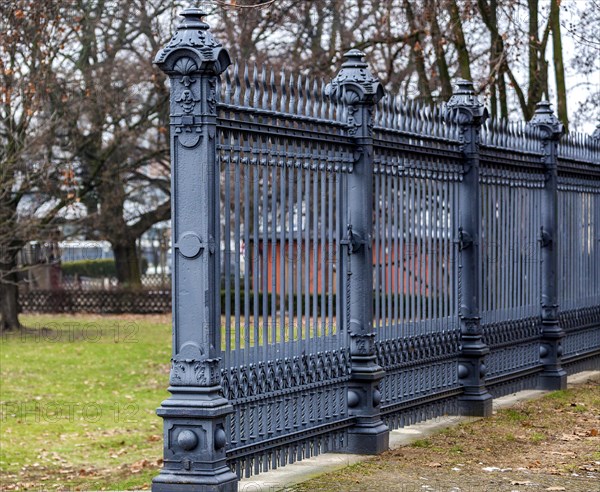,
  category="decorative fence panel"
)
[215,65,356,476]
[556,138,600,367]
[371,99,463,429]
[478,123,546,395]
